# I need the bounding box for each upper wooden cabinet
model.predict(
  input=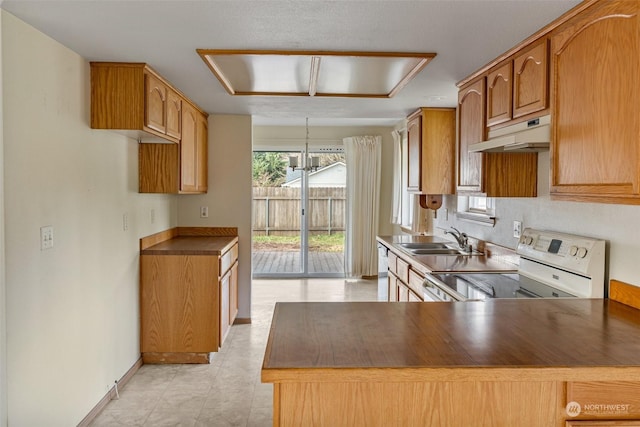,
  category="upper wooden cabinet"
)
[406,108,456,195]
[486,62,513,127]
[458,77,538,197]
[180,103,208,193]
[486,39,549,128]
[91,62,209,194]
[138,106,208,194]
[91,62,187,143]
[457,78,486,193]
[166,89,182,140]
[550,0,640,204]
[513,39,548,119]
